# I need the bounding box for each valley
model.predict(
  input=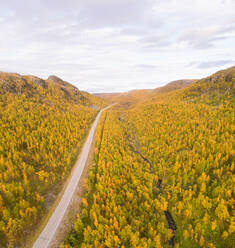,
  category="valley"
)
[0,67,234,247]
[62,67,235,248]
